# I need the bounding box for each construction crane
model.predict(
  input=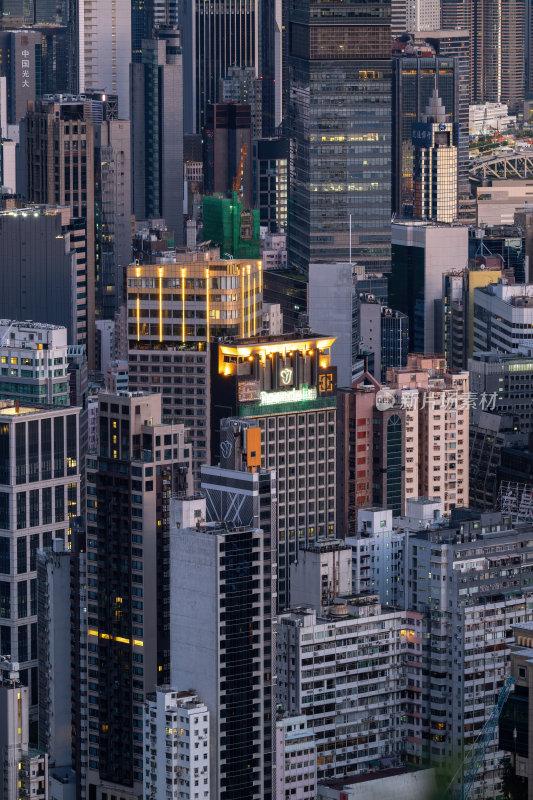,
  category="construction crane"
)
[232,142,247,197]
[447,676,515,800]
